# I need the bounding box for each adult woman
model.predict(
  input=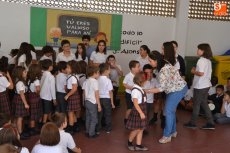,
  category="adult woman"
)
[89,40,107,67]
[147,42,187,144]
